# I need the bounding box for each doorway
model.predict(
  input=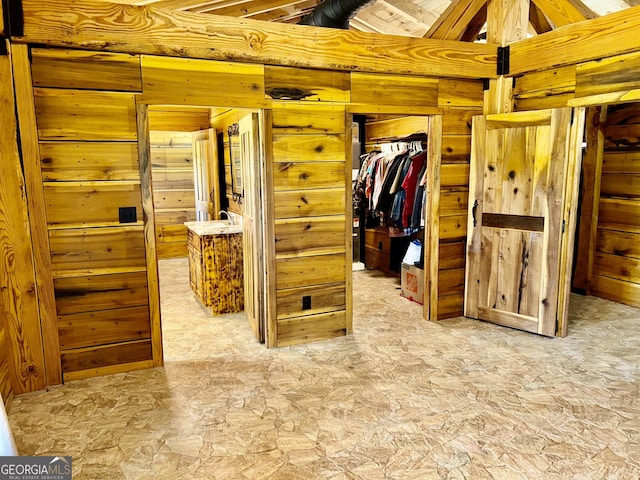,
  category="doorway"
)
[145,105,268,358]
